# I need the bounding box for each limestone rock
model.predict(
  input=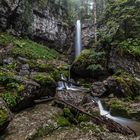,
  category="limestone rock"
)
[0,0,72,52]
